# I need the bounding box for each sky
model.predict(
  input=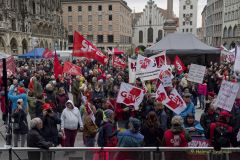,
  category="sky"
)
[125,0,207,27]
